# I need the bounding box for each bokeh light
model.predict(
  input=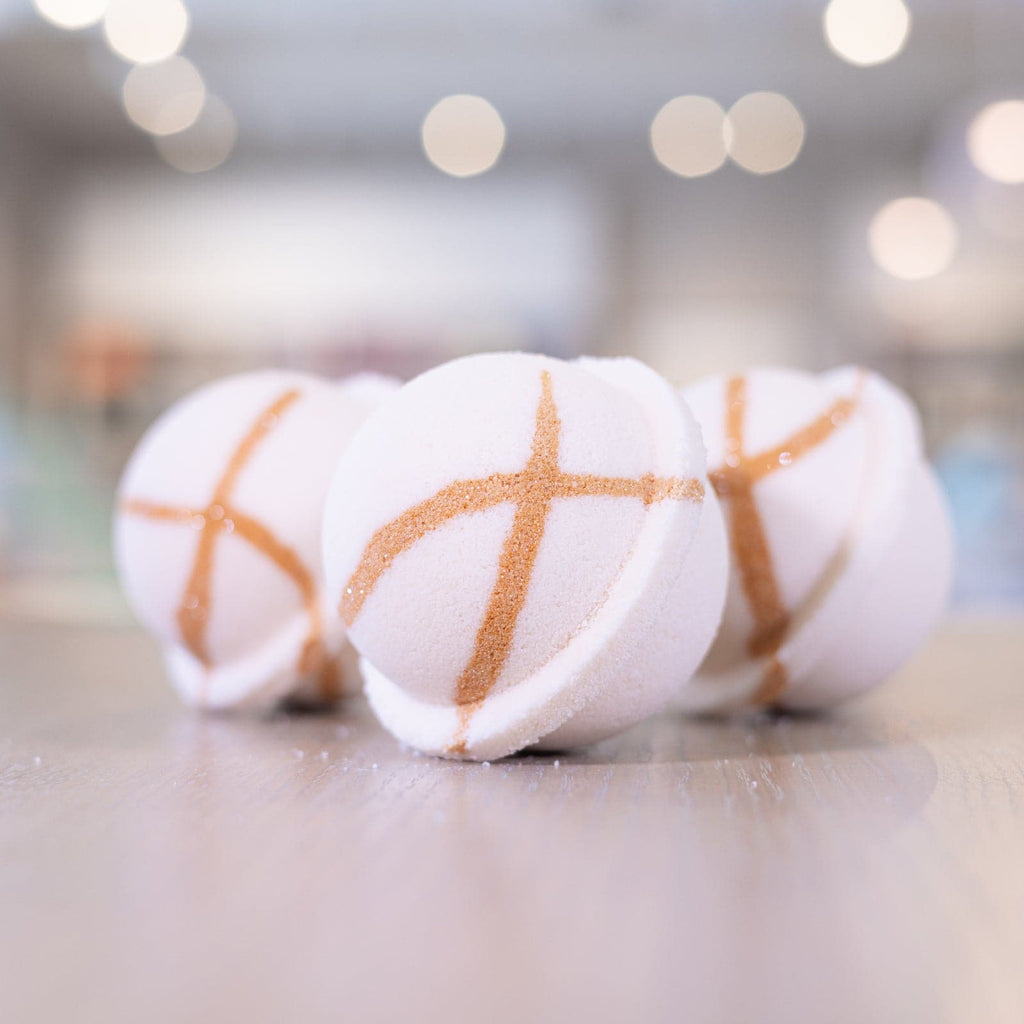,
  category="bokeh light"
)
[869,197,958,280]
[122,58,205,137]
[650,96,728,178]
[154,95,236,173]
[823,0,911,67]
[32,0,106,30]
[724,92,805,174]
[968,100,1024,184]
[421,95,506,178]
[103,0,189,65]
